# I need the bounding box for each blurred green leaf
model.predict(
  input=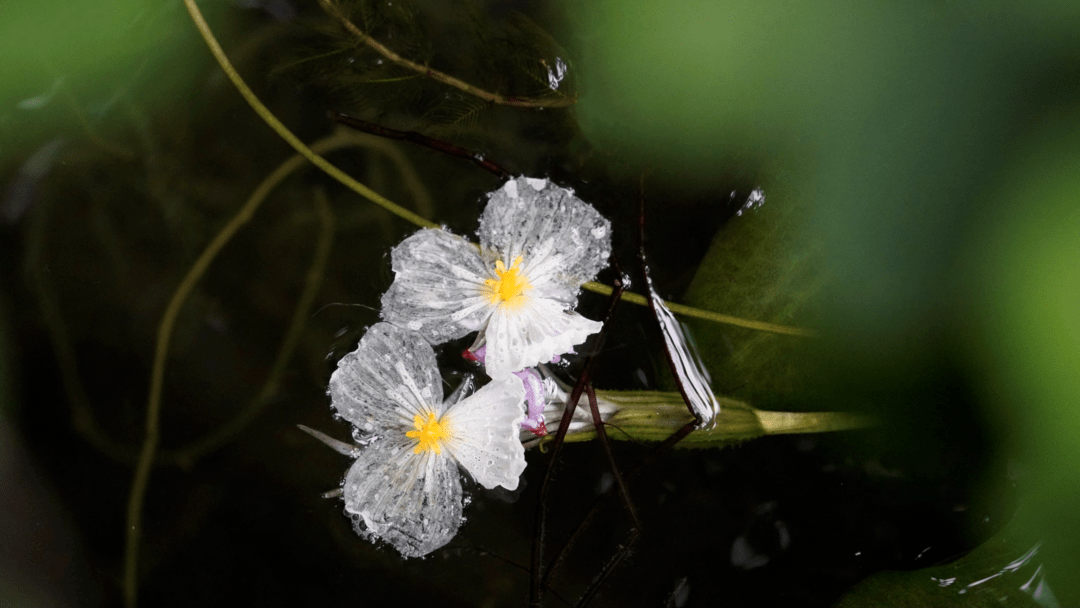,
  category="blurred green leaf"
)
[0,0,215,165]
[970,112,1080,605]
[835,519,1056,608]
